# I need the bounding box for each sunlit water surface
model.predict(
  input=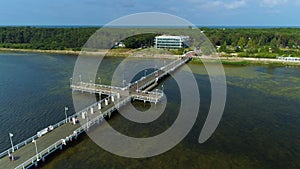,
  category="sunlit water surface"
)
[0,52,299,169]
